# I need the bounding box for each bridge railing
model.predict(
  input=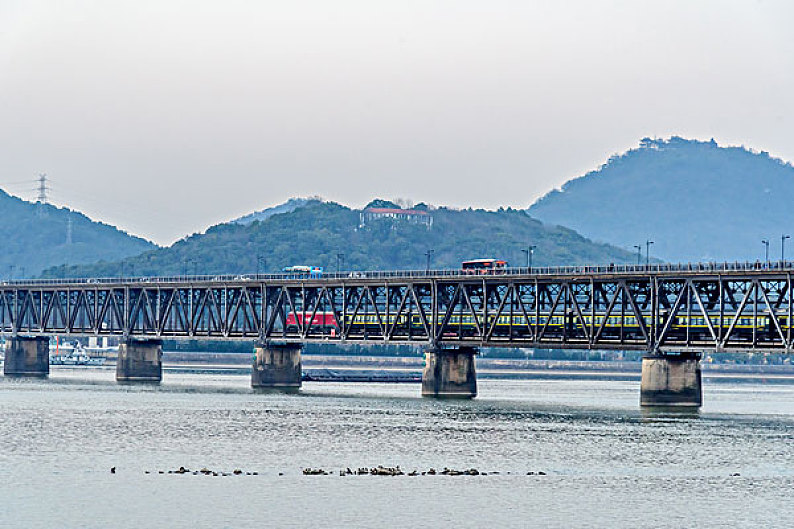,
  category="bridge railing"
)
[4,260,792,287]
